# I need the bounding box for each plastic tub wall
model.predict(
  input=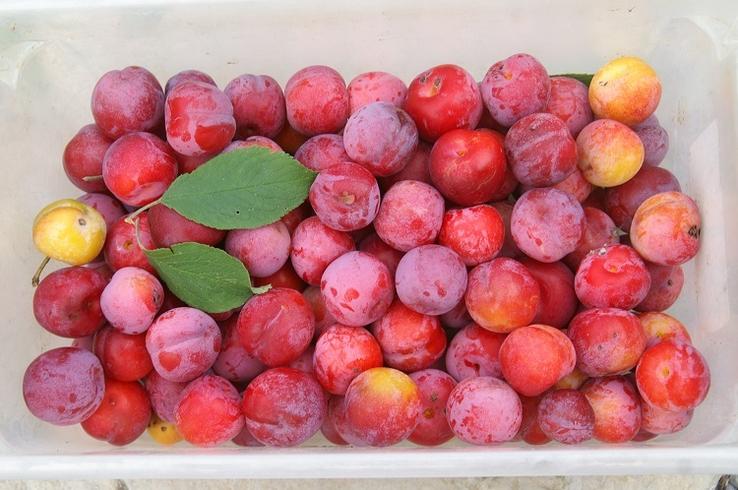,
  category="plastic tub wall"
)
[0,0,737,478]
